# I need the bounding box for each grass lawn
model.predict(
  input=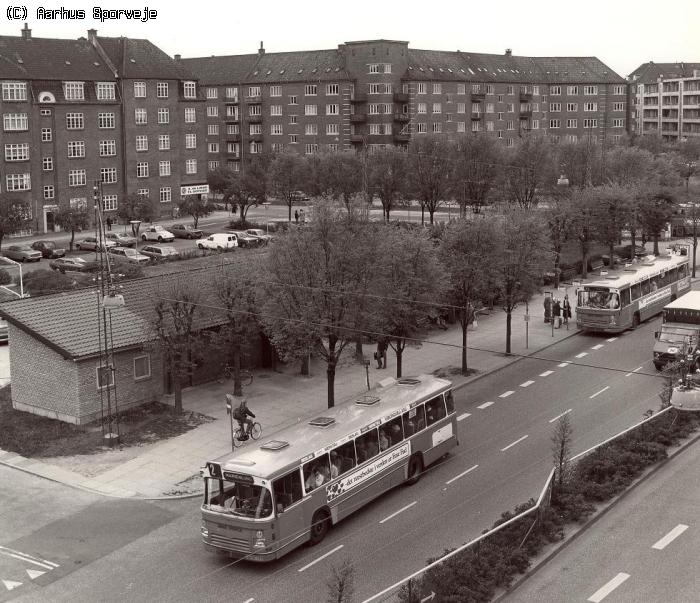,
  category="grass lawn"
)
[0,386,213,458]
